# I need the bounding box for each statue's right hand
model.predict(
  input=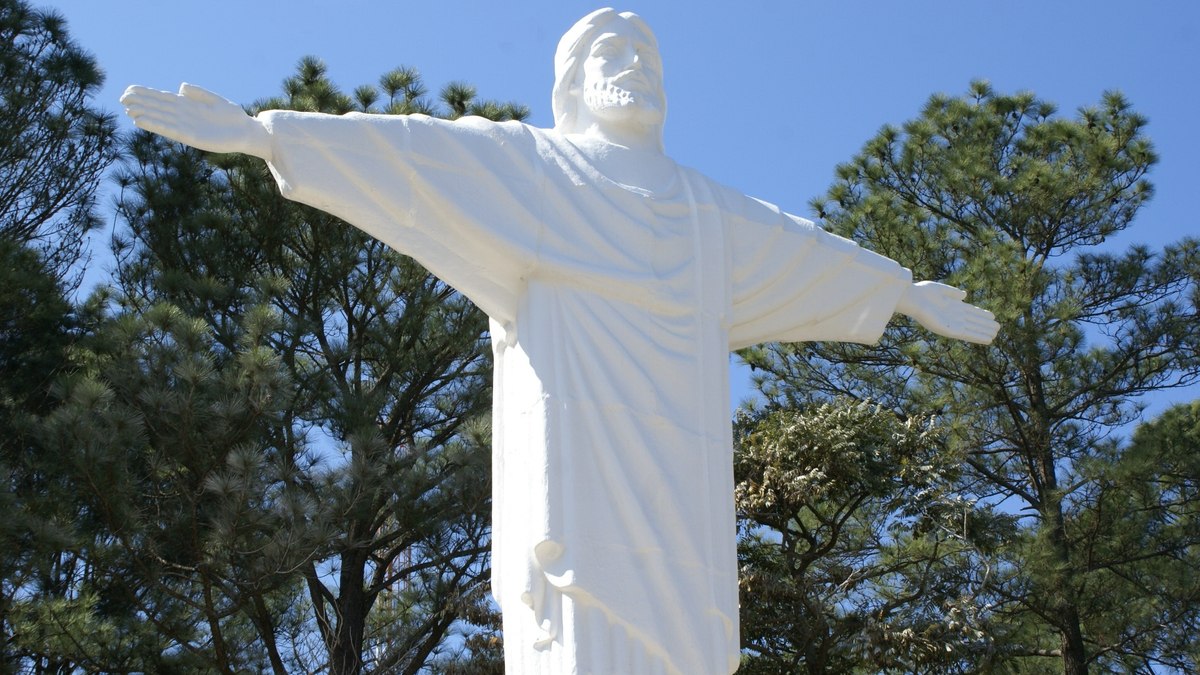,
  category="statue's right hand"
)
[120,83,271,159]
